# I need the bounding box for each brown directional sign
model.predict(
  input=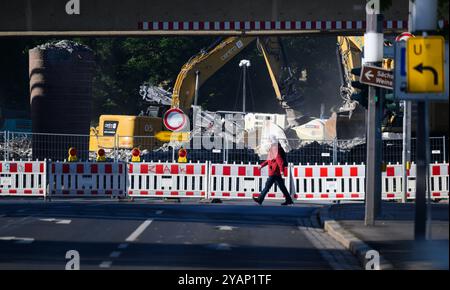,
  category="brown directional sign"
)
[360,65,394,90]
